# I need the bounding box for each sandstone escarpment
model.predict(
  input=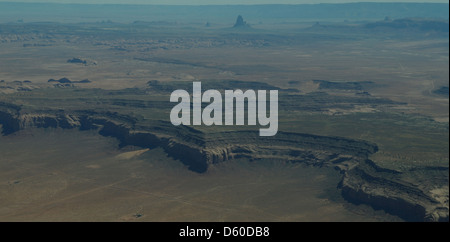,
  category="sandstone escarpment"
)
[0,105,447,221]
[340,160,449,222]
